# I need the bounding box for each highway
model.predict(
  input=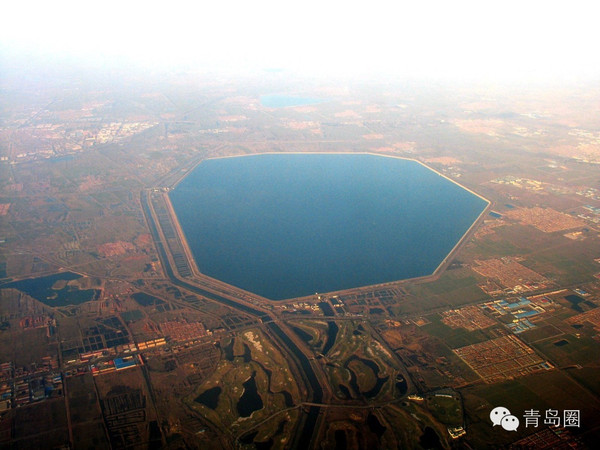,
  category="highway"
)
[140,191,324,448]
